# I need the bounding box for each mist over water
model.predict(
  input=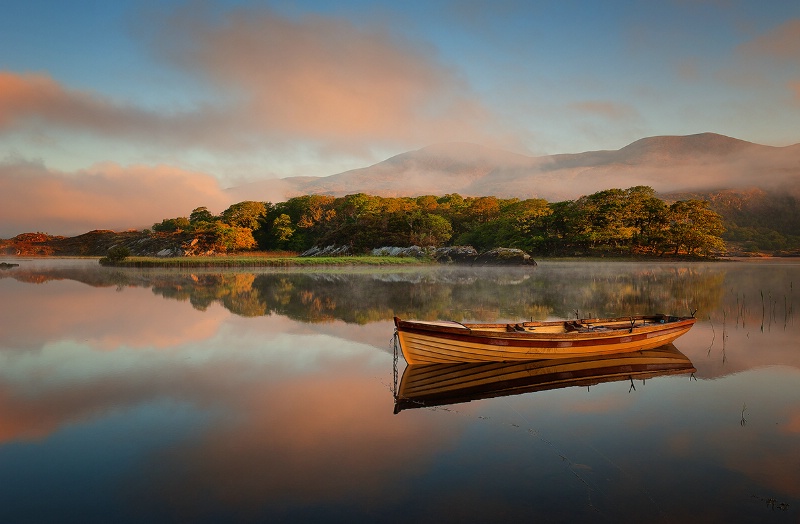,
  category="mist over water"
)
[1,258,799,522]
